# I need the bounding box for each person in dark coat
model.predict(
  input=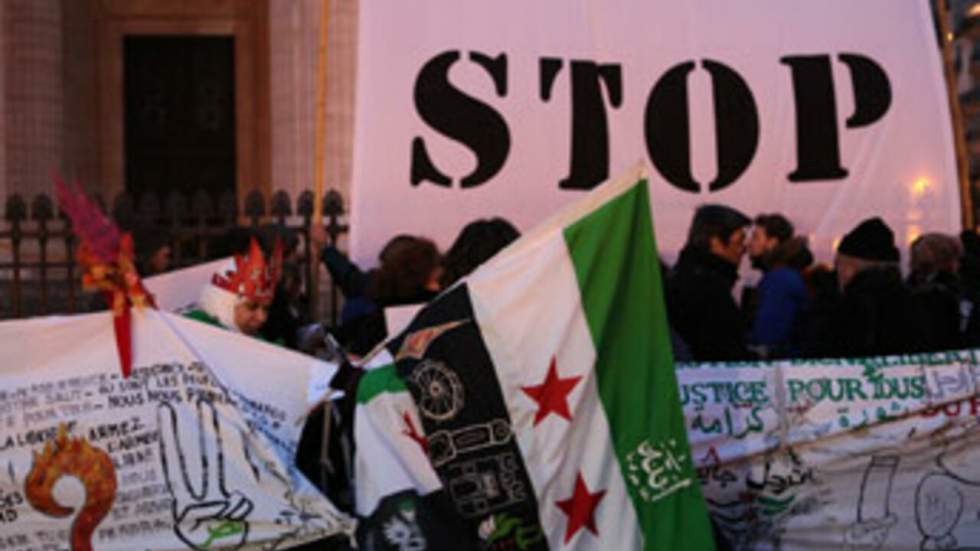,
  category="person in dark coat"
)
[439,217,520,288]
[804,217,931,358]
[744,214,813,359]
[907,233,971,351]
[665,204,753,361]
[959,230,980,346]
[334,237,443,356]
[310,226,425,326]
